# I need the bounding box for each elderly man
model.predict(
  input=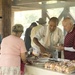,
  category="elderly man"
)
[56,17,75,60]
[33,17,64,58]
